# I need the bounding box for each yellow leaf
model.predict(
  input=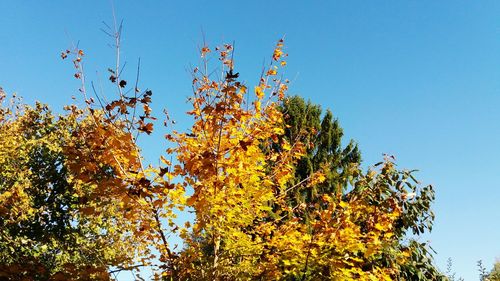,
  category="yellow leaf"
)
[255,86,264,99]
[282,142,291,151]
[267,68,277,76]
